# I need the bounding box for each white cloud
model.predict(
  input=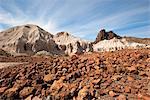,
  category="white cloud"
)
[121,25,150,37]
[0,2,58,33]
[80,6,148,30]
